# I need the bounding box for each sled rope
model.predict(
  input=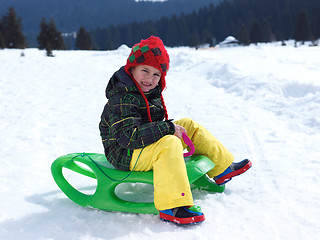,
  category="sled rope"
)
[69,134,193,182]
[70,150,144,182]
